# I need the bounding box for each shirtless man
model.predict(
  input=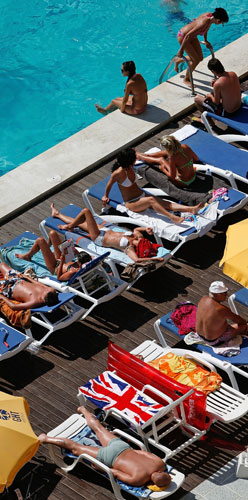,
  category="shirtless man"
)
[39,406,171,489]
[196,281,247,345]
[194,58,241,116]
[0,263,58,310]
[95,61,148,115]
[50,203,164,263]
